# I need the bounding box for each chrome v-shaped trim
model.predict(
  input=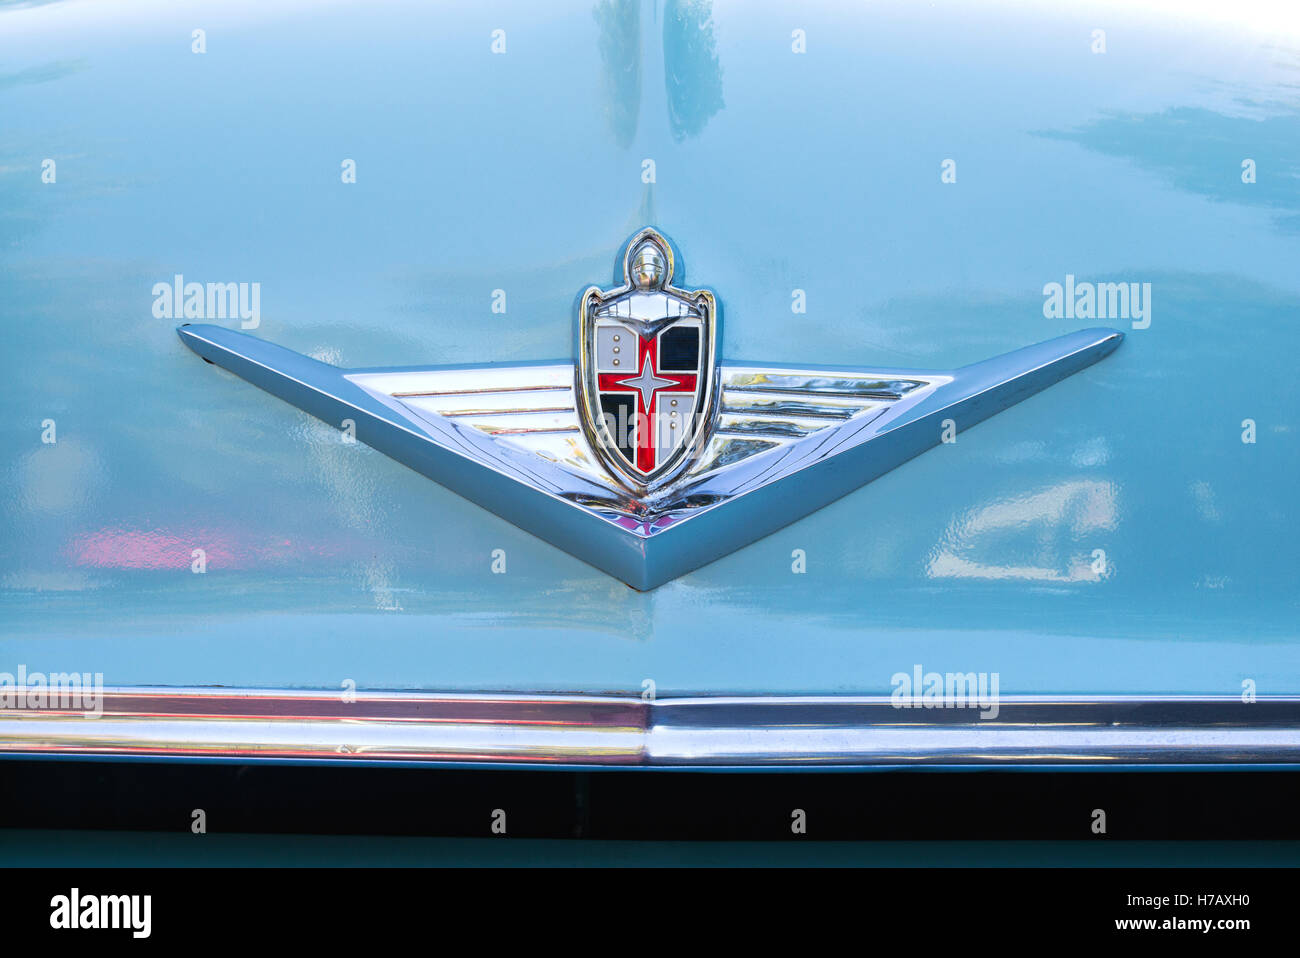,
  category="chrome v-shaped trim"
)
[178,322,1122,589]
